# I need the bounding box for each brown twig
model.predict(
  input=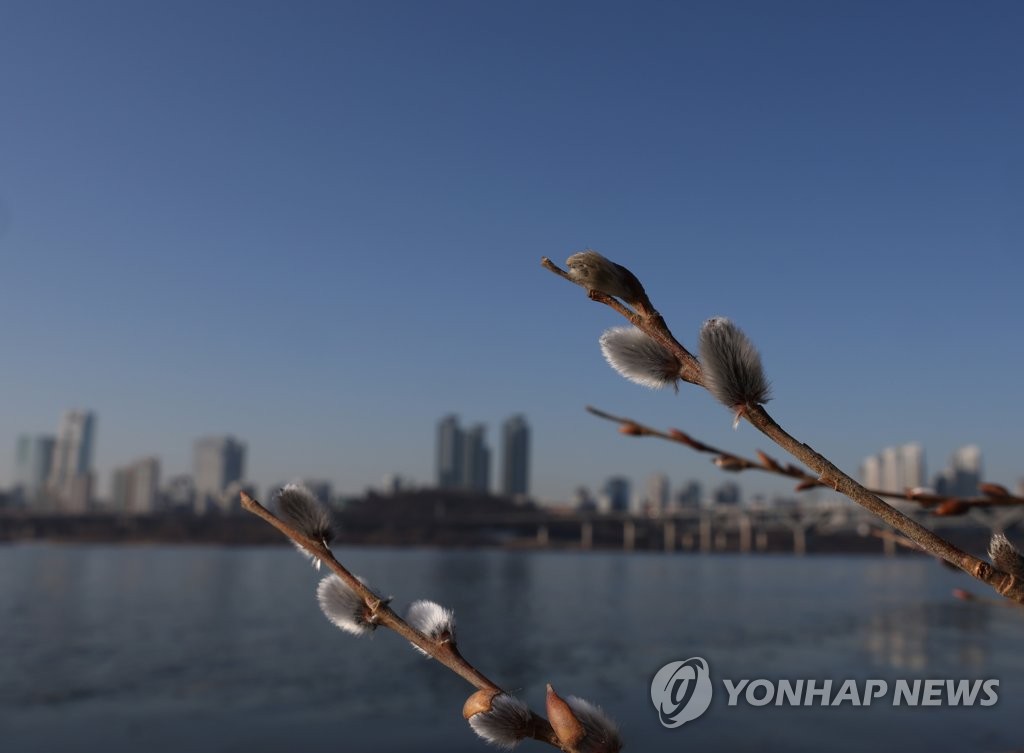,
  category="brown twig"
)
[544,255,1024,605]
[585,407,1024,514]
[742,405,1024,602]
[239,492,565,750]
[541,257,704,386]
[867,527,922,551]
